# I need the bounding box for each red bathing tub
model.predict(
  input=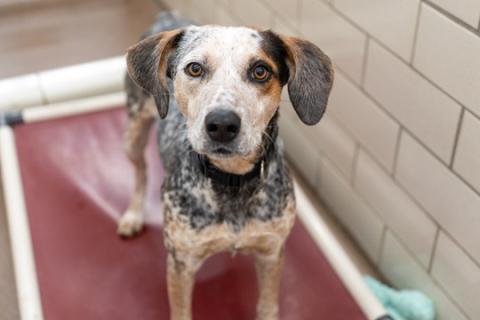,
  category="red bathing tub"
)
[0,98,389,320]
